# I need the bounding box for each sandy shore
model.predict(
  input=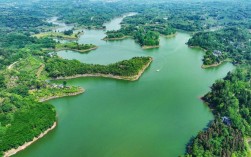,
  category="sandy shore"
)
[201,62,222,69]
[39,88,85,102]
[4,122,57,157]
[52,58,153,81]
[142,45,160,49]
